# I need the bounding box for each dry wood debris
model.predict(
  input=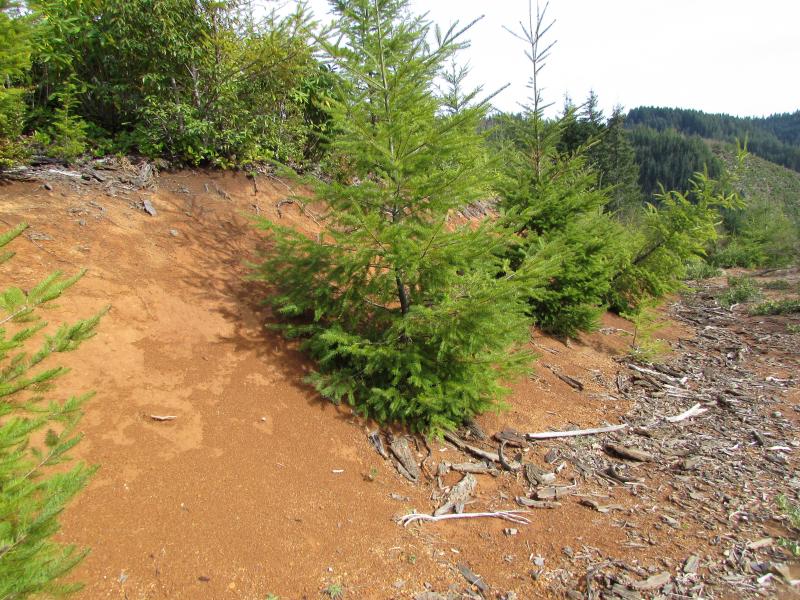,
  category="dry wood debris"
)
[376,277,800,599]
